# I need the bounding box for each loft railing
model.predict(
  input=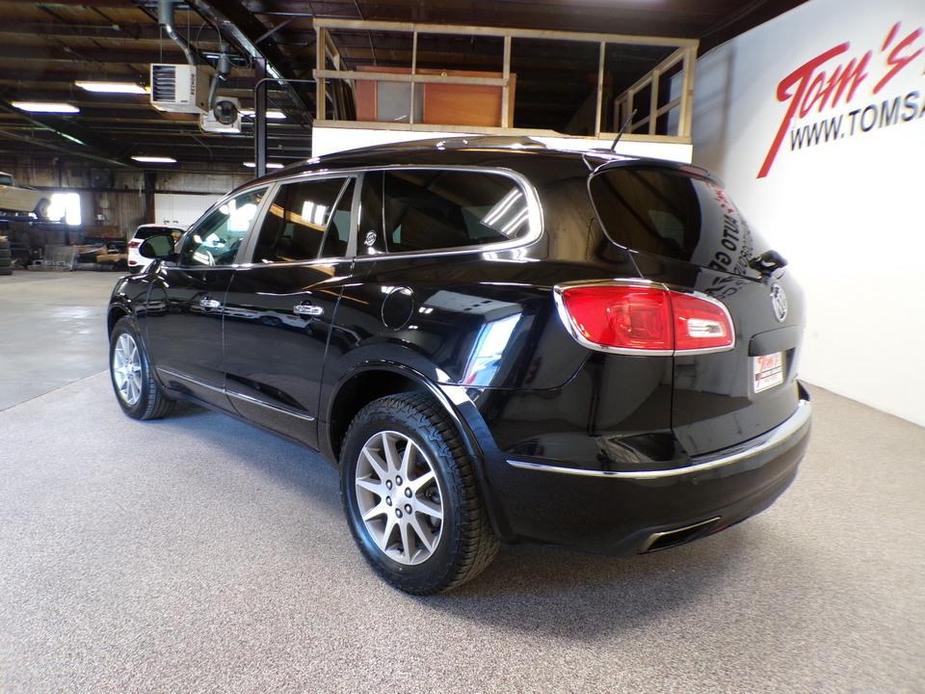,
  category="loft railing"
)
[313,18,698,143]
